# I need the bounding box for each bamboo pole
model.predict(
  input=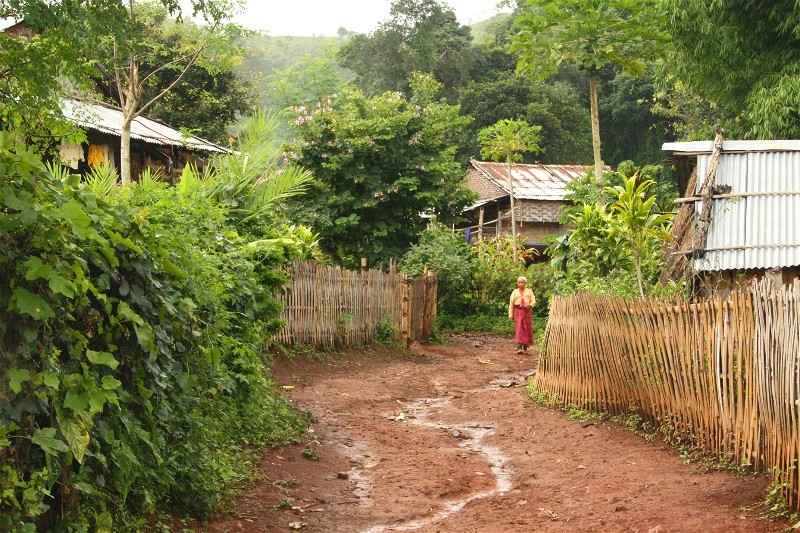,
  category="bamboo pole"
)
[536,284,800,510]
